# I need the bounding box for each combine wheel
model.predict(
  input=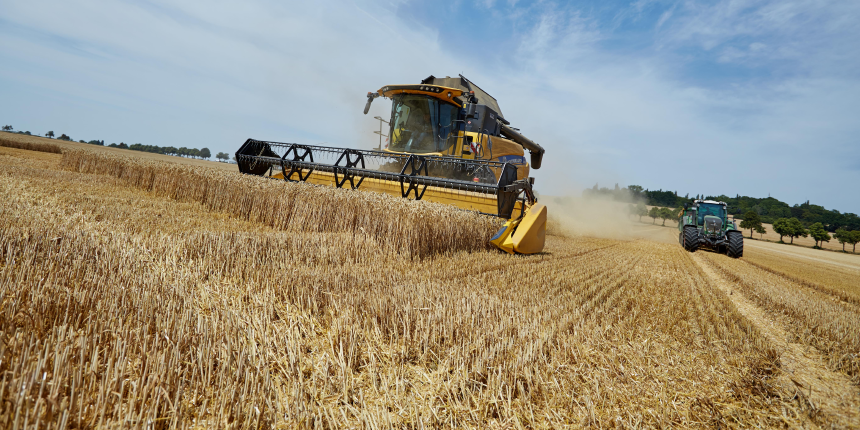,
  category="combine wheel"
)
[683,226,699,252]
[727,231,744,258]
